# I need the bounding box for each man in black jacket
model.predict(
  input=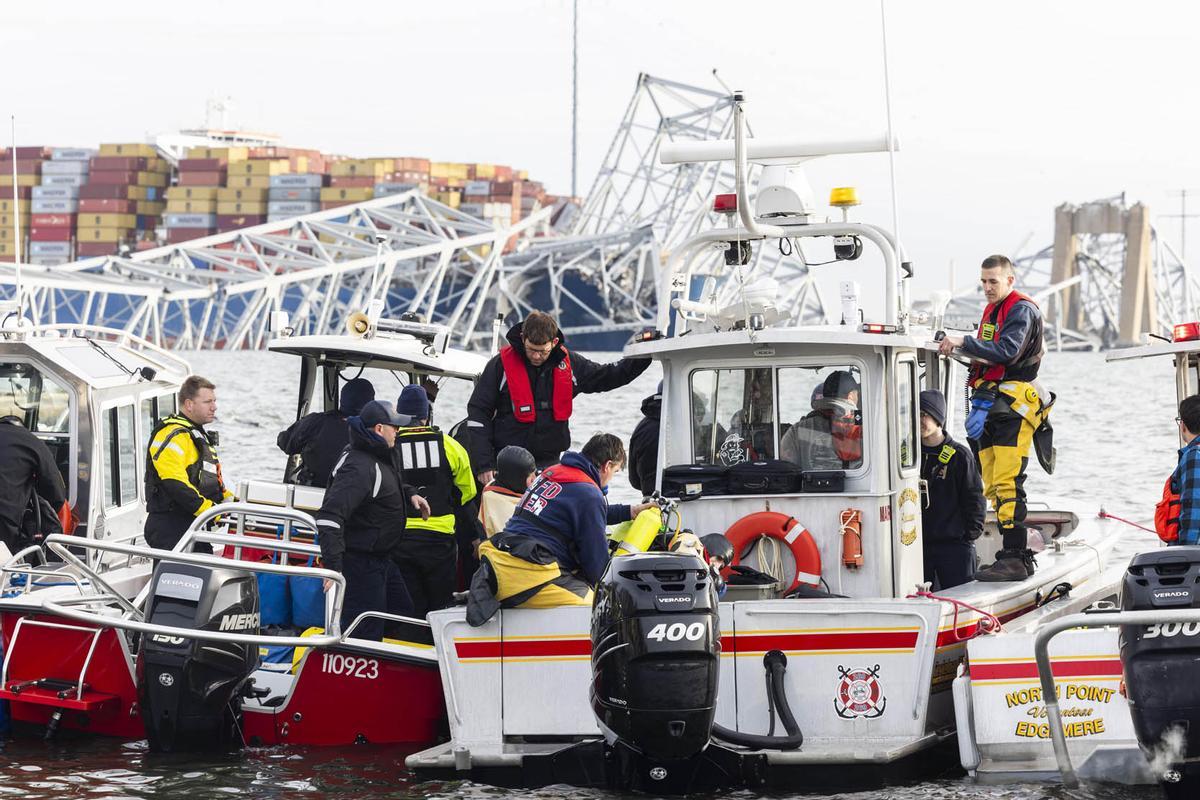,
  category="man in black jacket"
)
[0,416,67,552]
[919,390,986,590]
[316,400,430,641]
[628,382,661,496]
[466,311,651,481]
[276,378,374,487]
